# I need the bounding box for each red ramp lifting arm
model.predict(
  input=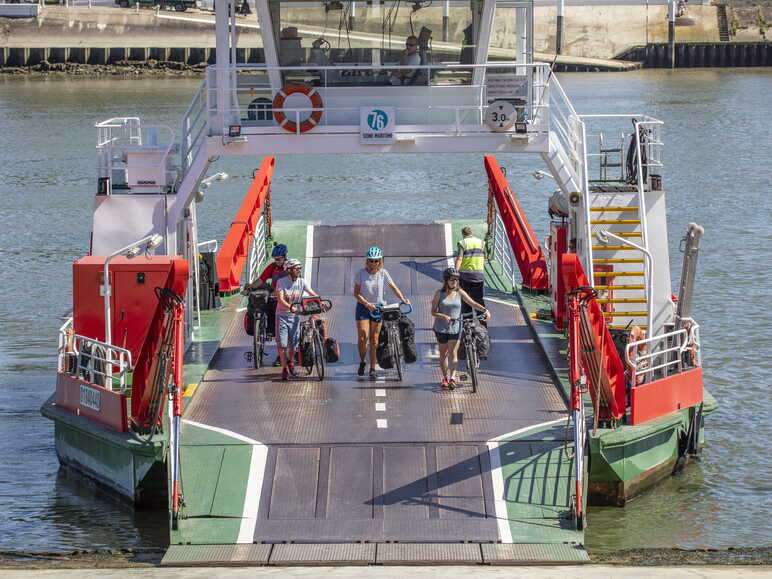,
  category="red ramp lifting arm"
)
[562,254,626,422]
[216,157,276,293]
[483,155,548,291]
